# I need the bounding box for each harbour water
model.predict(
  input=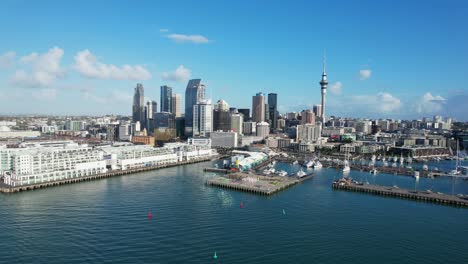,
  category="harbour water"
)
[1,160,467,263]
